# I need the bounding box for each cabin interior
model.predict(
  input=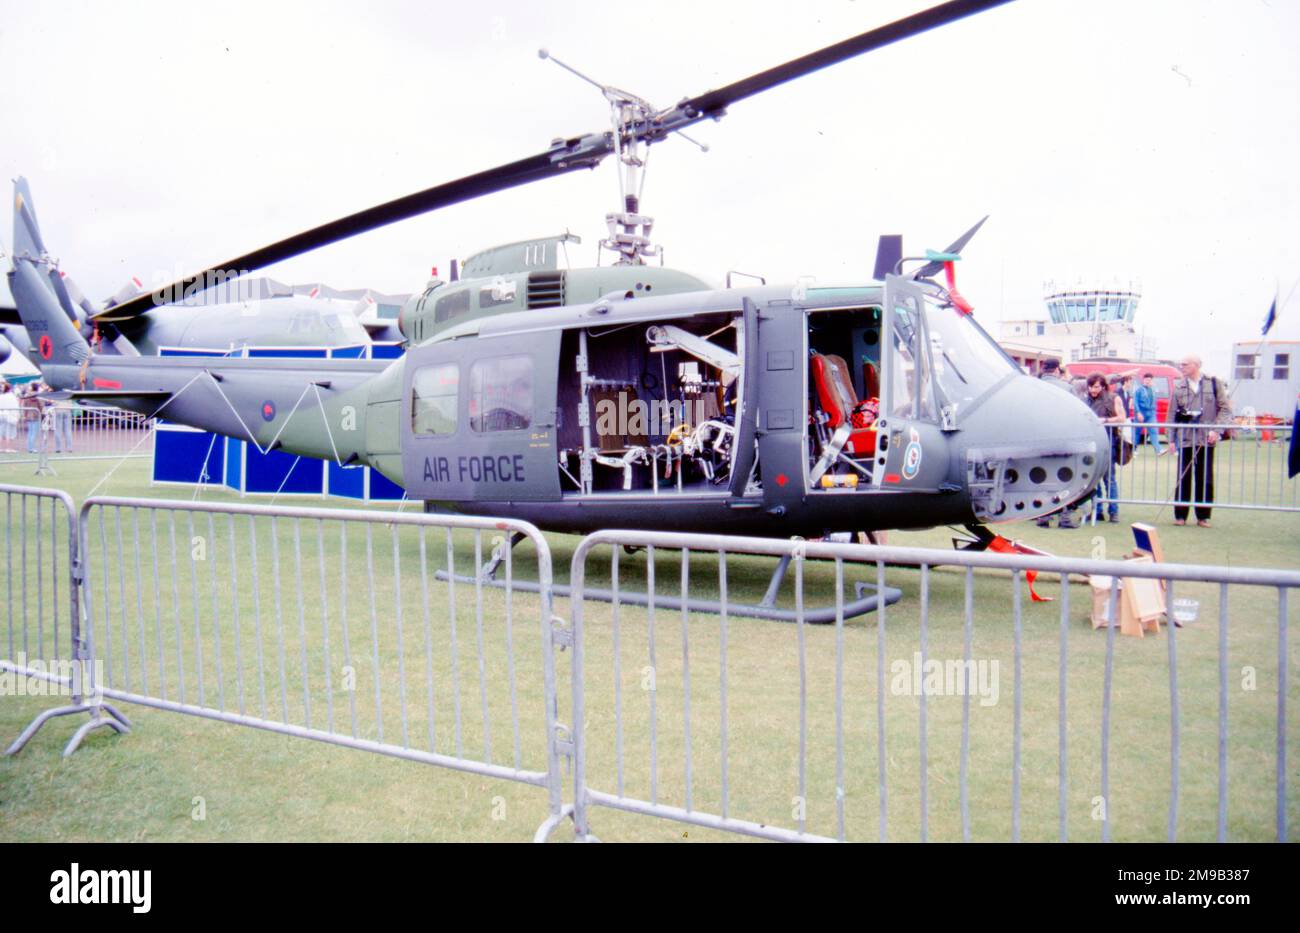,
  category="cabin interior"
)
[556,304,886,498]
